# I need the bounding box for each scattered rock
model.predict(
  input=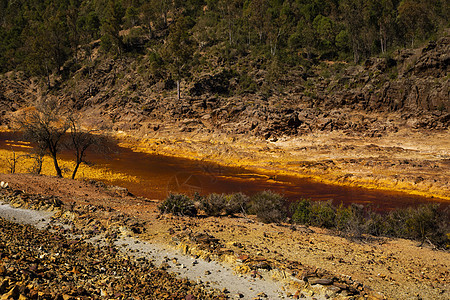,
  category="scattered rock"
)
[309,278,333,285]
[0,218,223,299]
